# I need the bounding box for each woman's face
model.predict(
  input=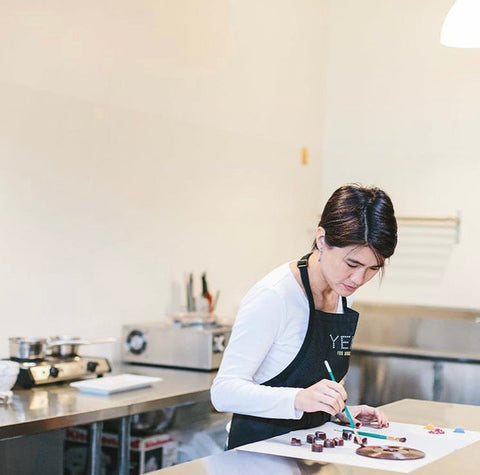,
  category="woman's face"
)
[319,242,382,296]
